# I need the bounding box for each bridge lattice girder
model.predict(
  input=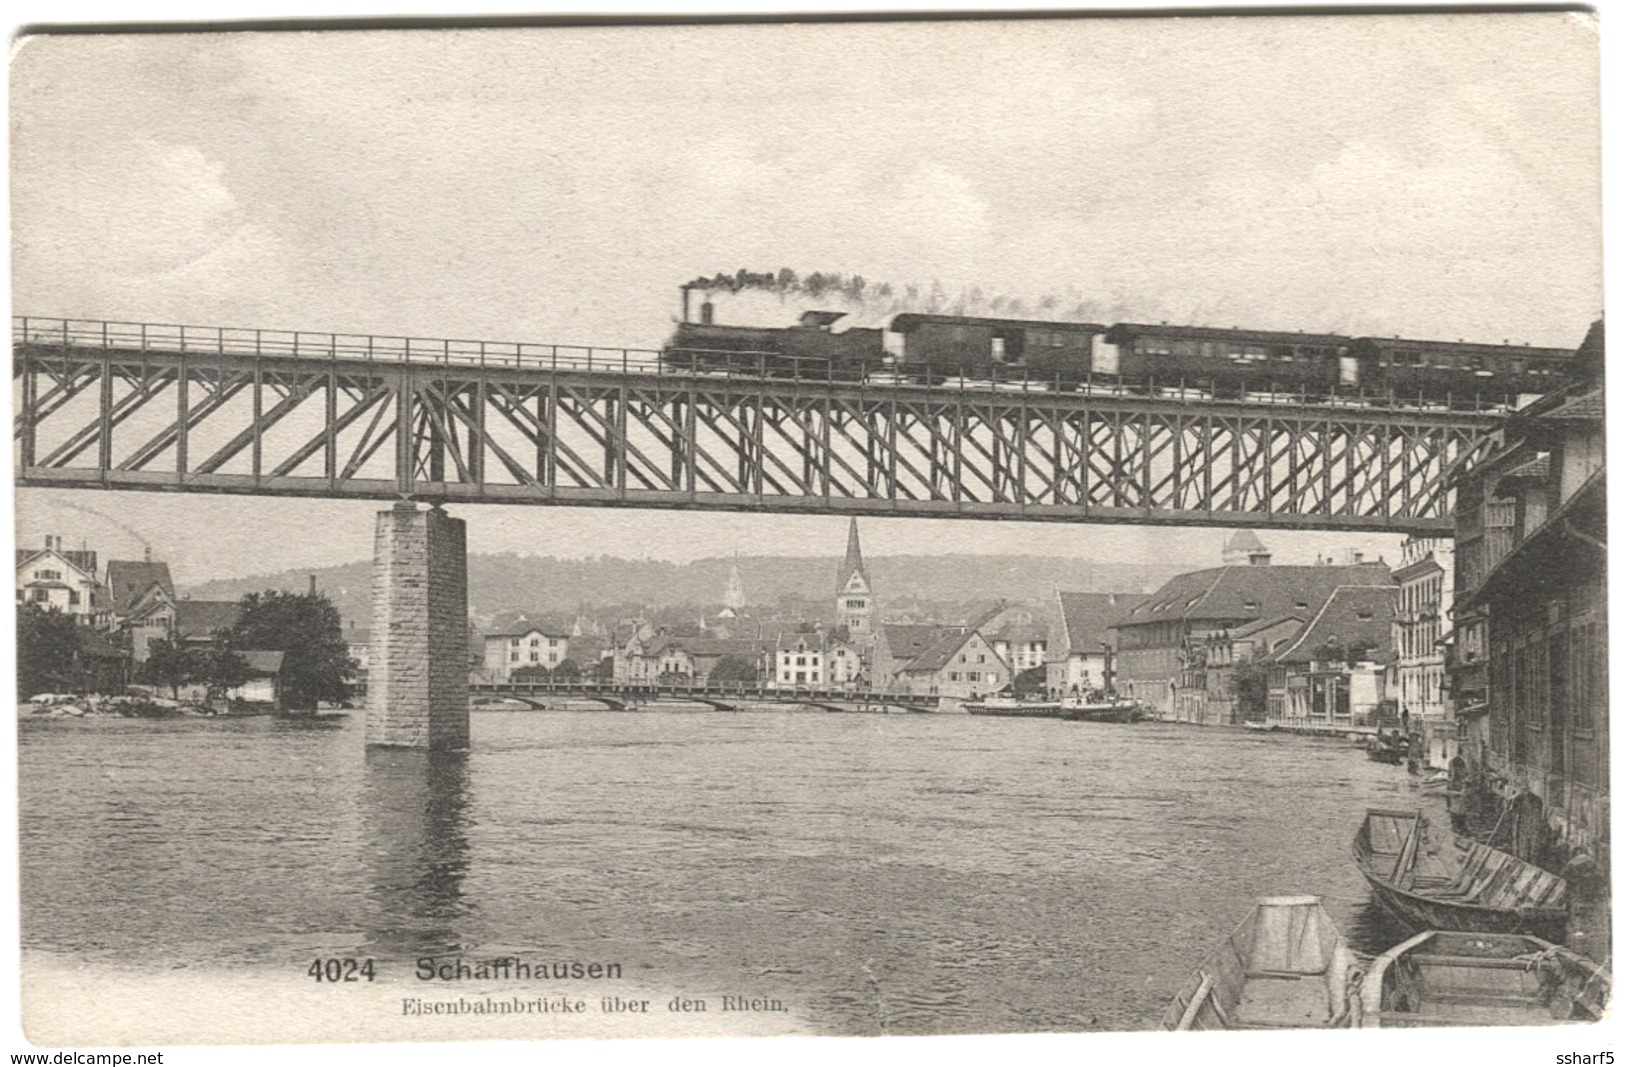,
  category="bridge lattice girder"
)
[13,329,1502,532]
